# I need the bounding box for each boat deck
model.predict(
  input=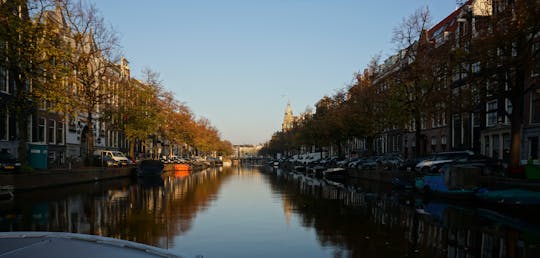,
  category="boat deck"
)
[0,232,182,258]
